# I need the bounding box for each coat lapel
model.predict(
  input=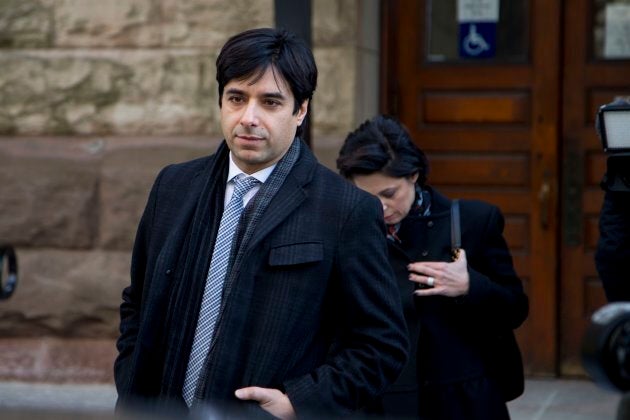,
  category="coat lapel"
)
[243,146,316,254]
